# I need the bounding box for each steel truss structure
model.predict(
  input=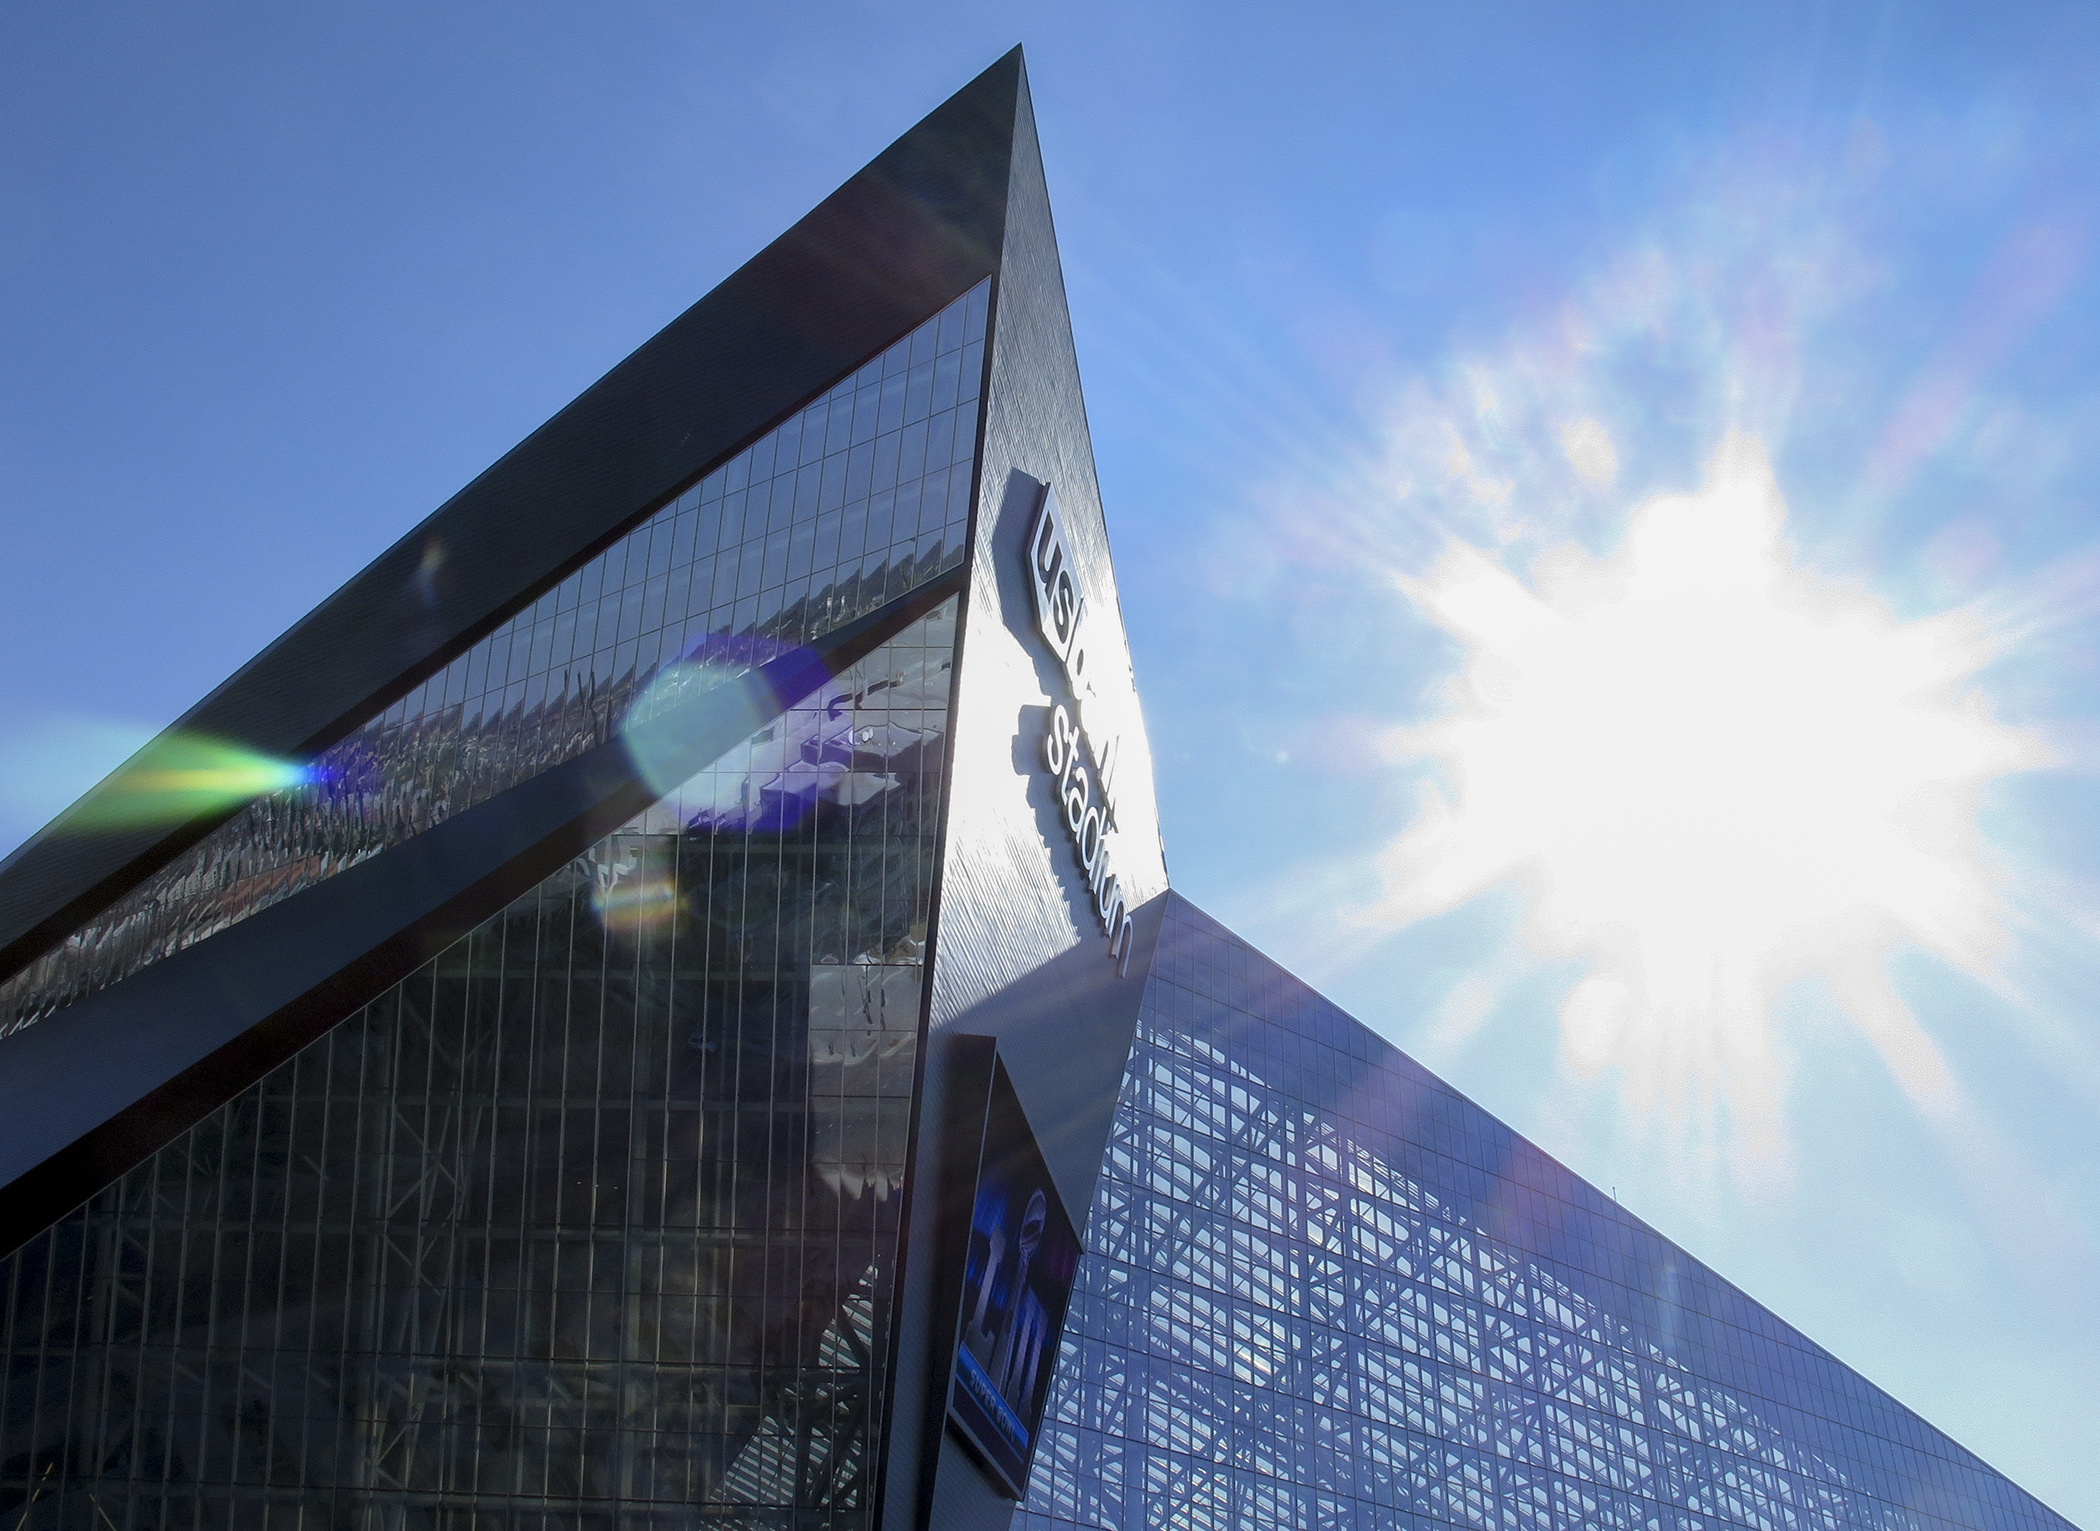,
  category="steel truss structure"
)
[1018,898,2074,1531]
